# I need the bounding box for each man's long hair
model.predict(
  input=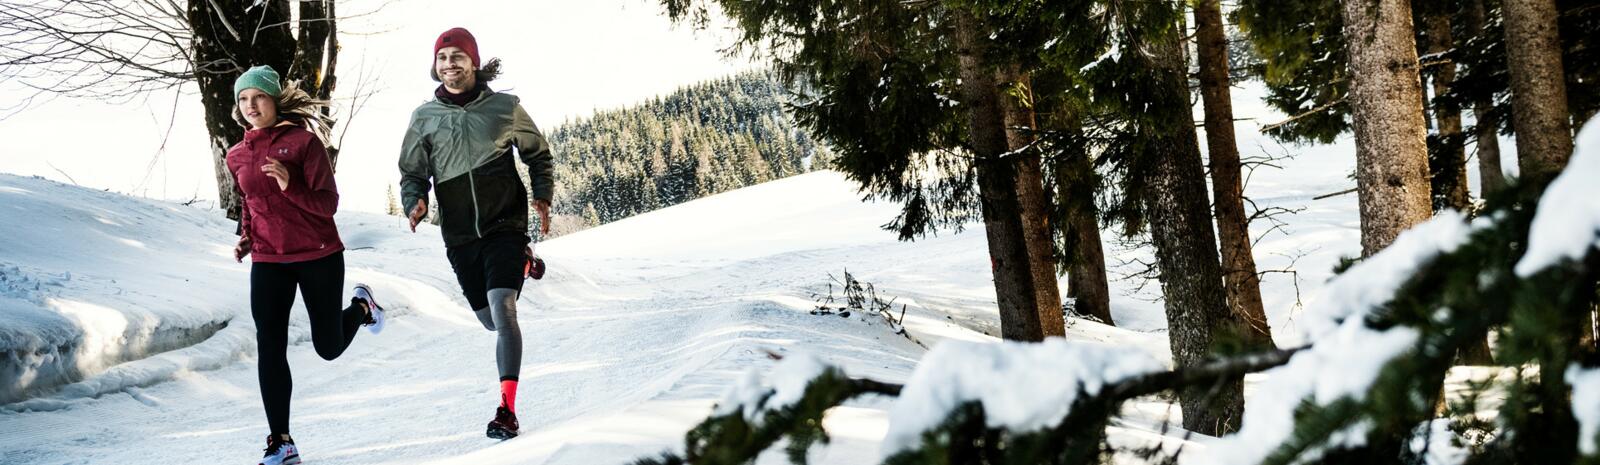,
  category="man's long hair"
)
[232,80,335,148]
[430,57,503,83]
